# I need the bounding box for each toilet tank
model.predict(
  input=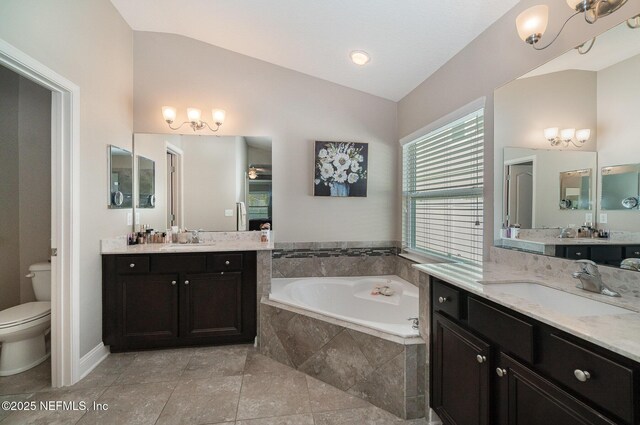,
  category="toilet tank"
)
[29,262,51,301]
